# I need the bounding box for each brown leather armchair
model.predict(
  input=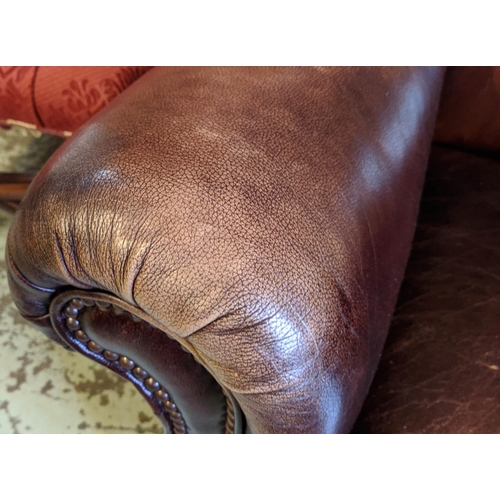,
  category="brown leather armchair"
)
[4,67,500,433]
